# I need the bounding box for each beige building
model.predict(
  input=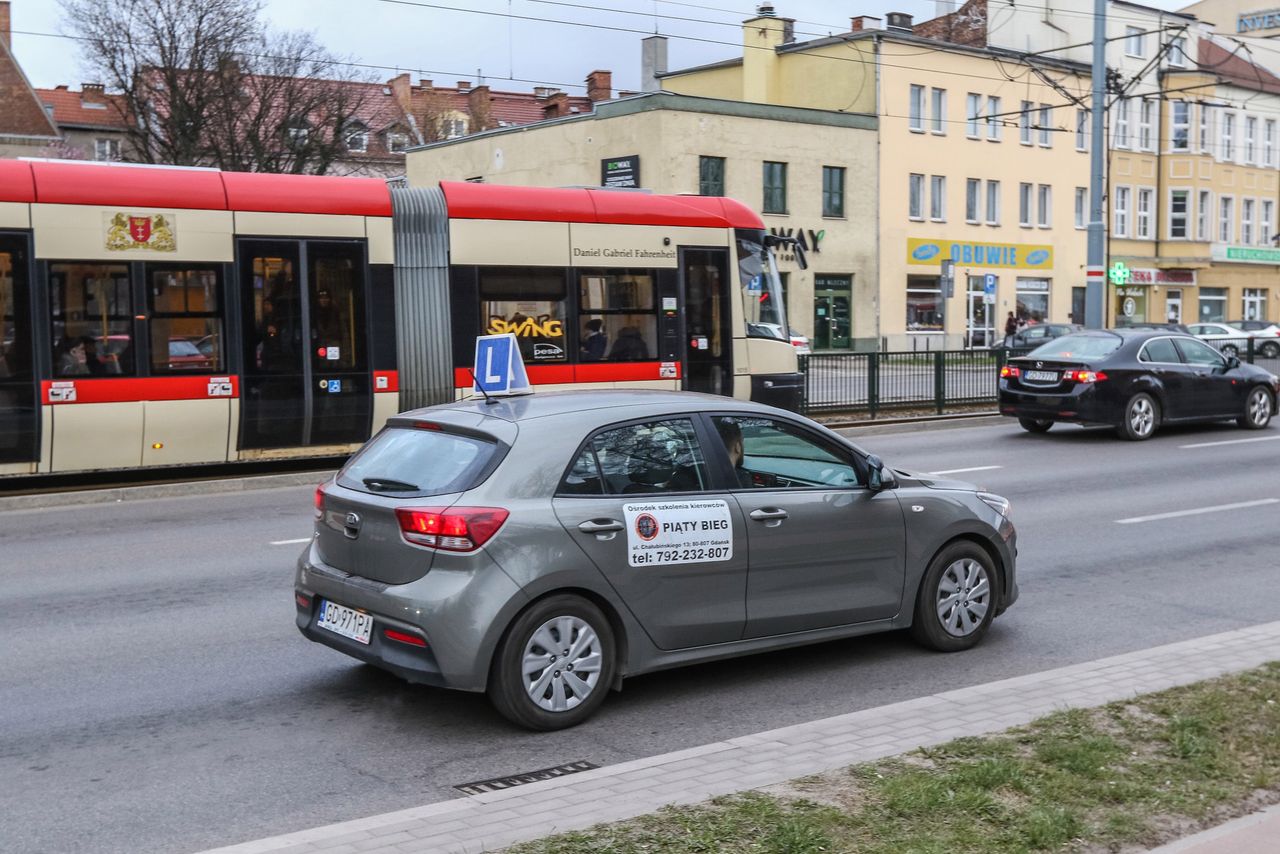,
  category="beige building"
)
[407,91,880,347]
